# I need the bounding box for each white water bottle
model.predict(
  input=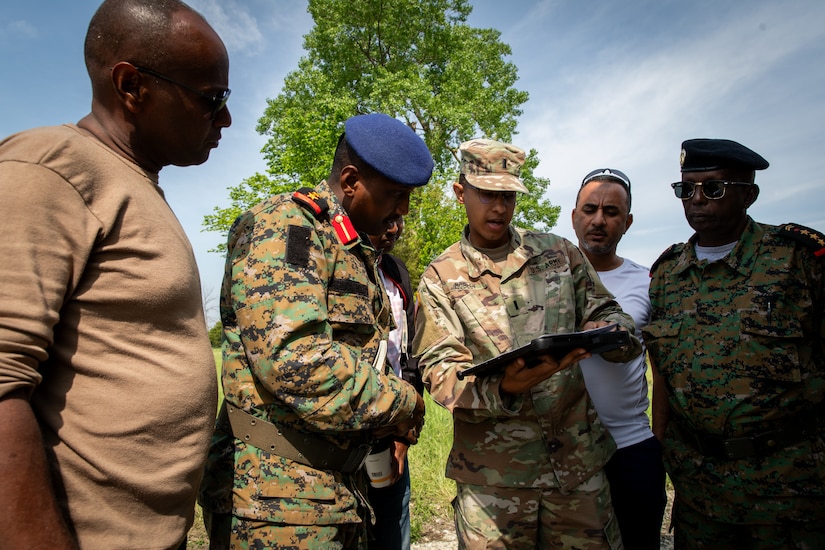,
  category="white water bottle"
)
[364,438,393,488]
